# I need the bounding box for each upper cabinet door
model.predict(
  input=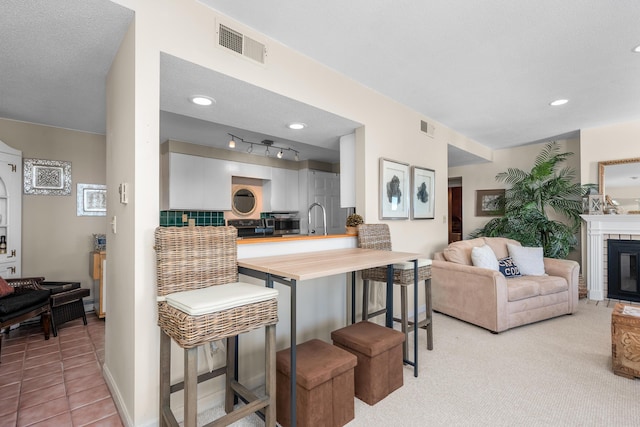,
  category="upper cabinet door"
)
[167,153,232,211]
[270,167,299,212]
